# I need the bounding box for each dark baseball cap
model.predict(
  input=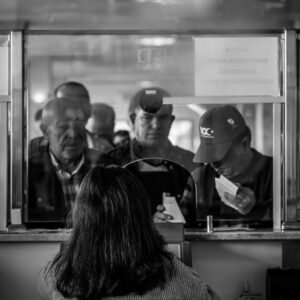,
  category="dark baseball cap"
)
[194,105,247,163]
[128,87,170,115]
